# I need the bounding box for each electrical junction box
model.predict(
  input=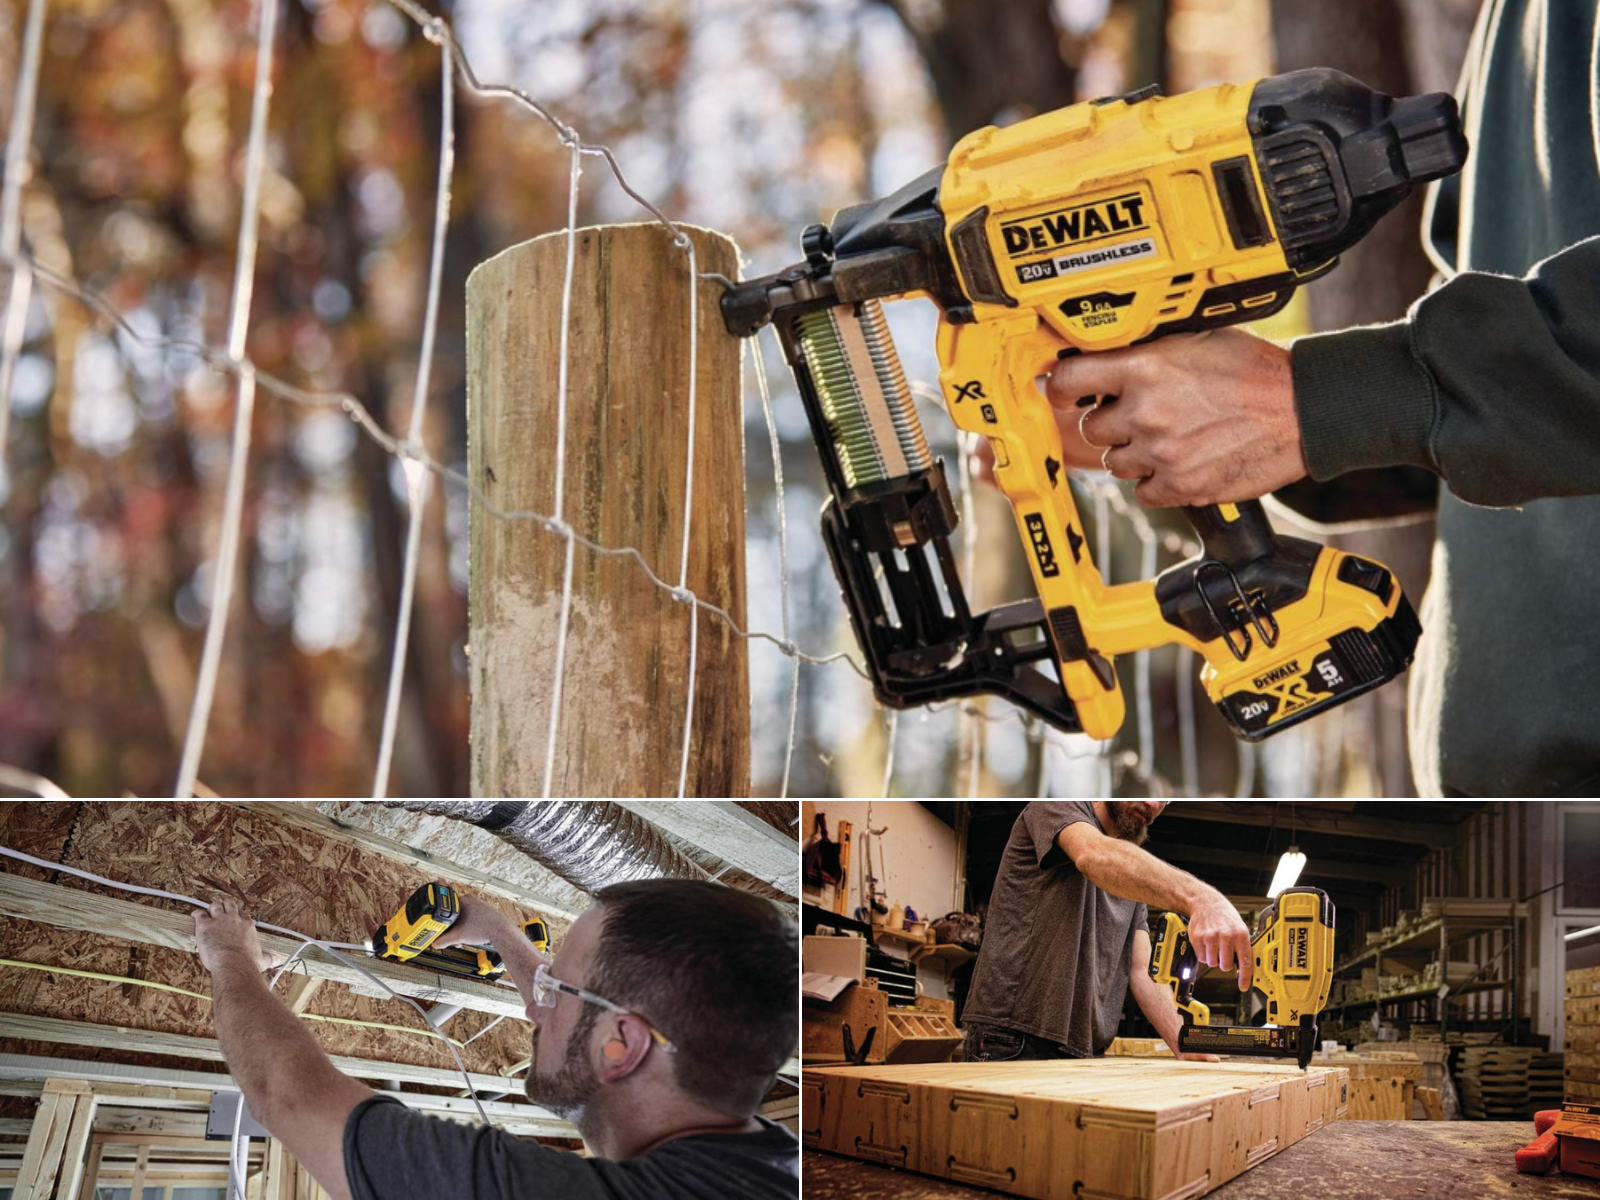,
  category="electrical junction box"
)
[207,1090,272,1141]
